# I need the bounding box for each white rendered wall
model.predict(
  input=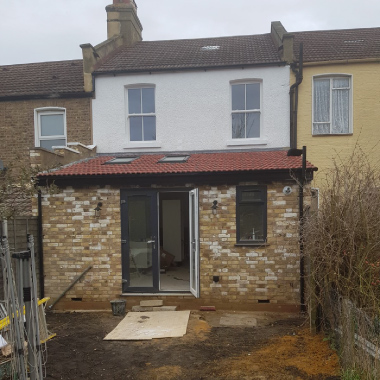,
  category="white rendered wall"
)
[92,66,290,153]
